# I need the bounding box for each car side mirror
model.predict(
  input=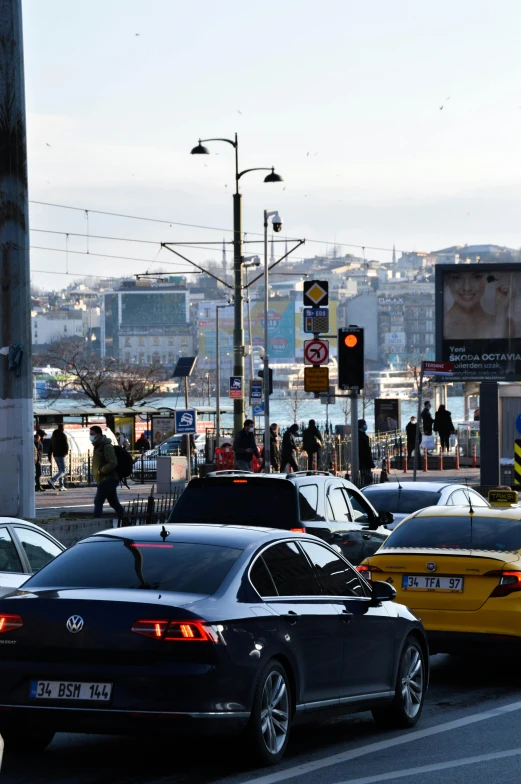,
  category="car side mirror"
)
[378,510,394,525]
[371,580,396,603]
